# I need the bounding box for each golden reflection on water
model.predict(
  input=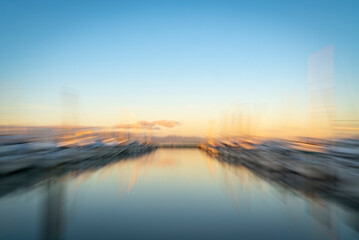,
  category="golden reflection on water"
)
[83,149,293,211]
